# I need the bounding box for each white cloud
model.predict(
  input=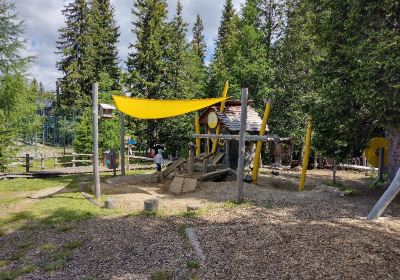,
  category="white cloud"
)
[15,0,245,91]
